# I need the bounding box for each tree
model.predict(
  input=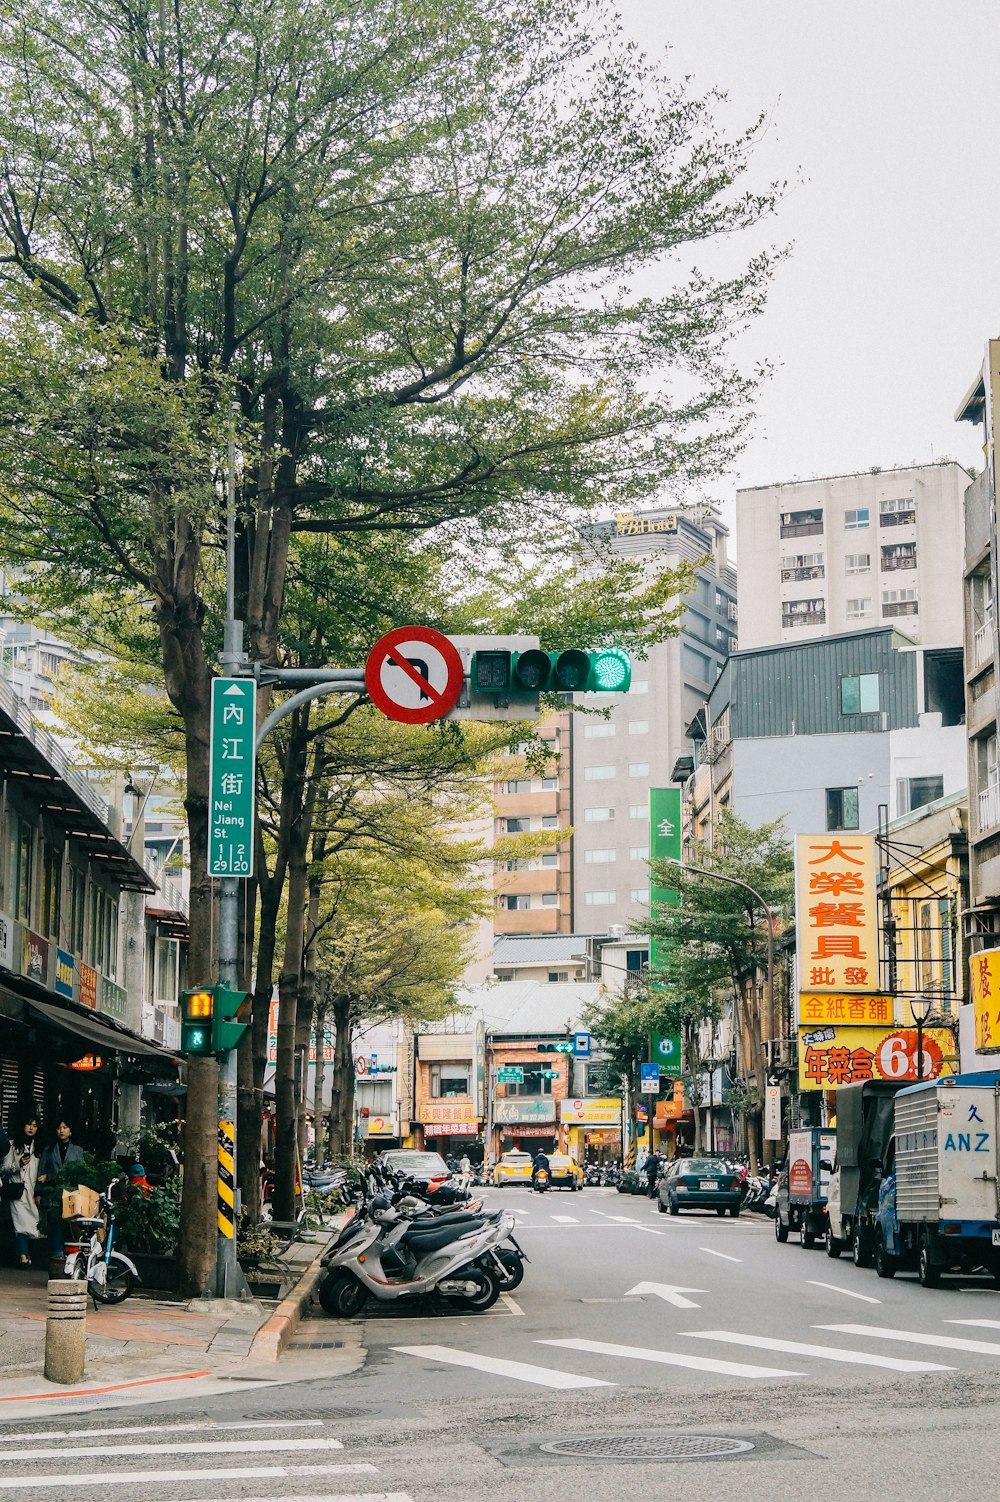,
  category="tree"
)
[0,0,777,1289]
[646,810,794,1168]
